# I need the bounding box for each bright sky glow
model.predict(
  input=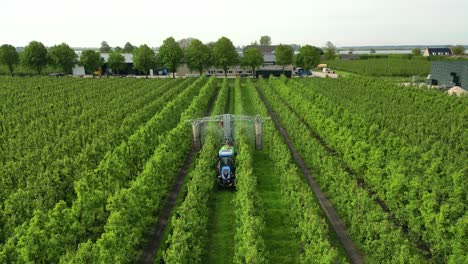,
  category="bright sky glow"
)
[1,0,467,47]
